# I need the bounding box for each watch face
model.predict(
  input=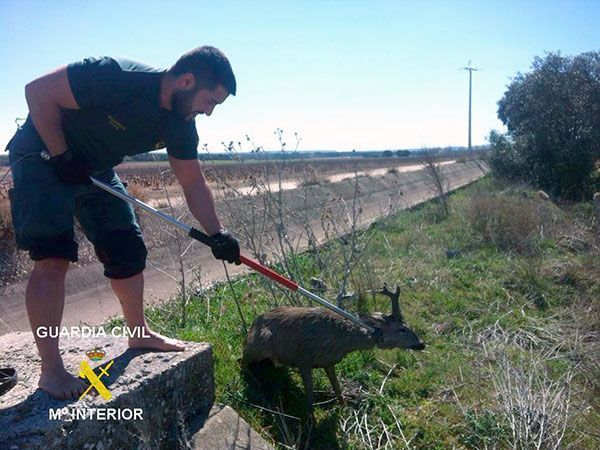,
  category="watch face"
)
[40,150,51,160]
